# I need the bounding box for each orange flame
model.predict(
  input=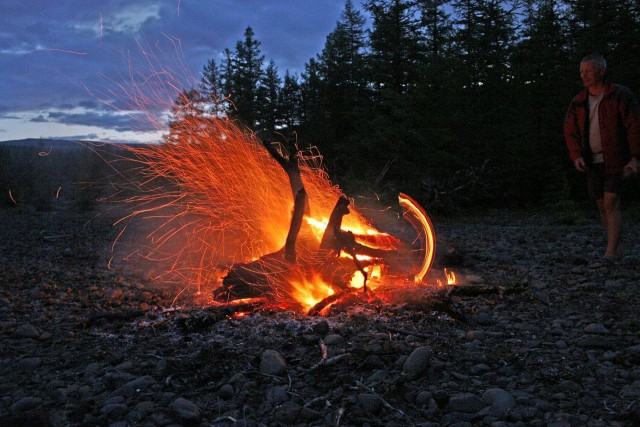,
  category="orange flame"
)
[288,273,335,312]
[115,116,381,295]
[437,269,457,287]
[445,268,456,285]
